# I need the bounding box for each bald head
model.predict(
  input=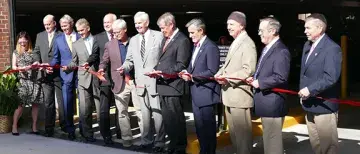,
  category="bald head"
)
[43,14,56,33]
[103,13,117,32]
